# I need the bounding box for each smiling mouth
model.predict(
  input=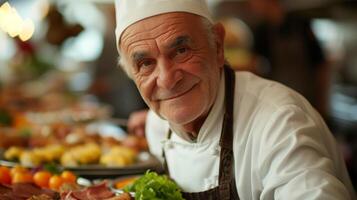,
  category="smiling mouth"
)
[161,84,197,101]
